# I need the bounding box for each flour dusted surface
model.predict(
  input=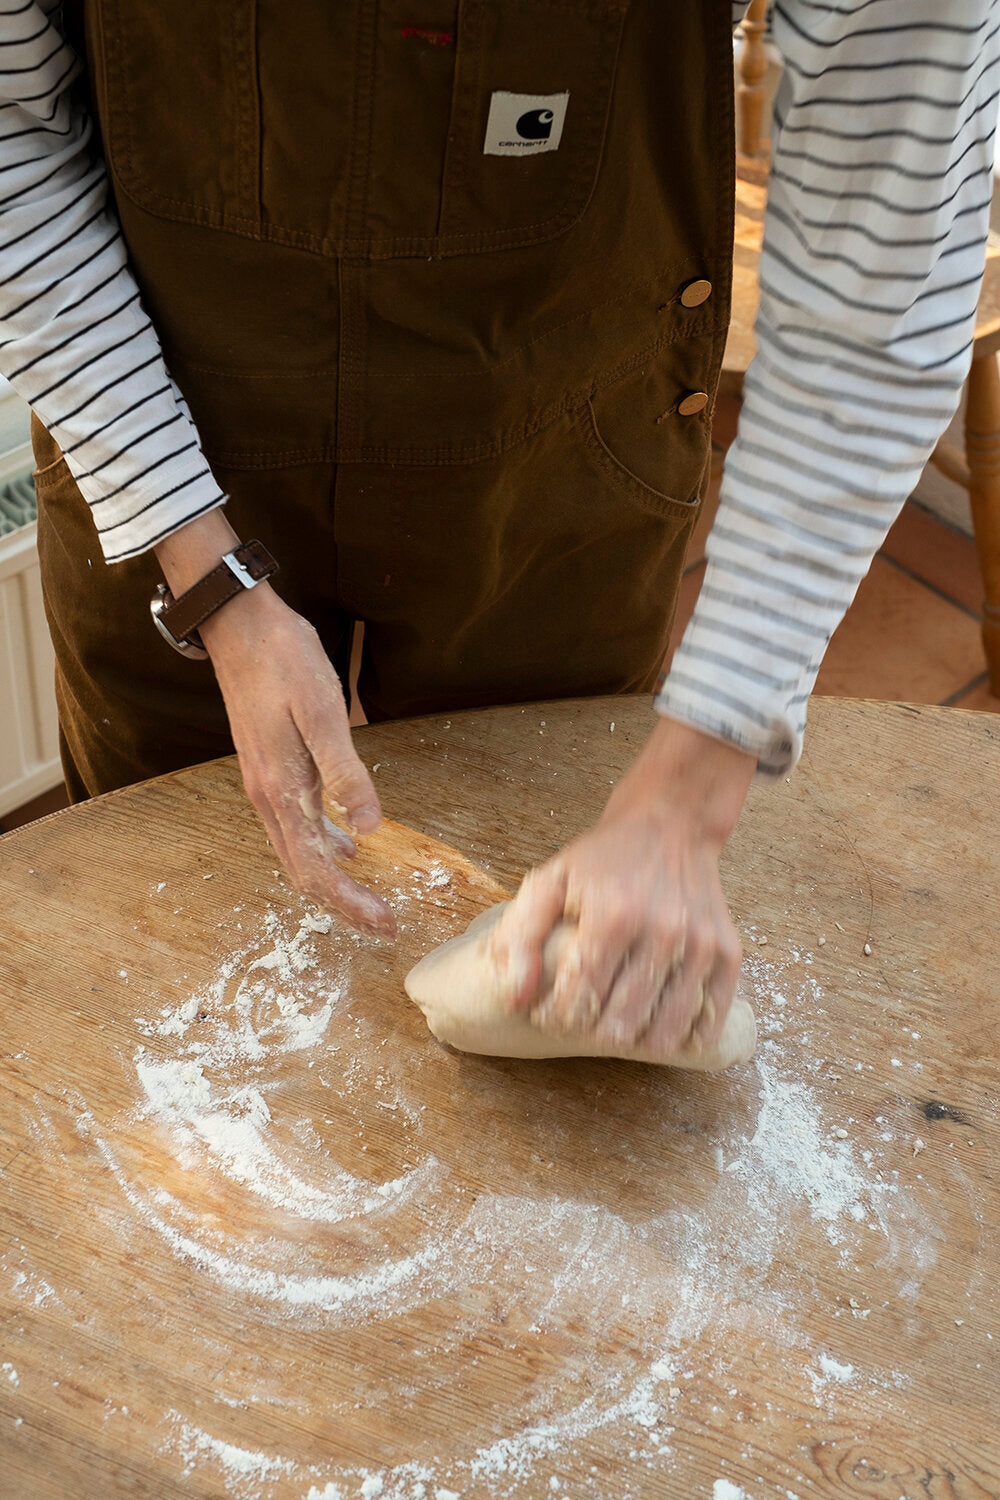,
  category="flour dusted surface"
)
[8,884,950,1500]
